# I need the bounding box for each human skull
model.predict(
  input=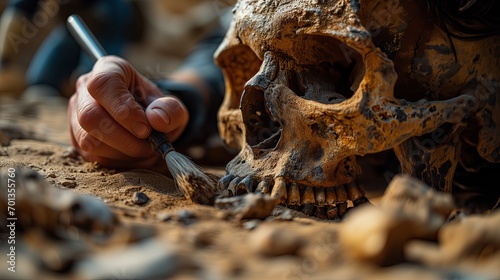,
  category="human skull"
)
[215,0,499,218]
